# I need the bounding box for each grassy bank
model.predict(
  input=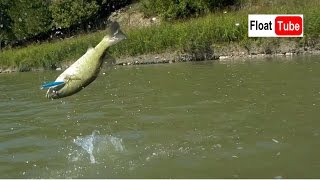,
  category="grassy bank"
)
[0,0,319,71]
